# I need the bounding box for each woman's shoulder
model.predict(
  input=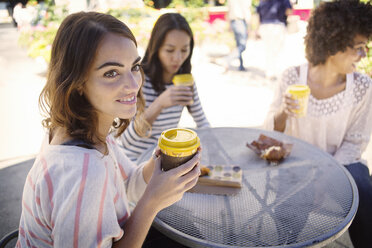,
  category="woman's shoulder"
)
[353,72,372,85]
[281,65,301,85]
[36,145,106,182]
[107,134,135,166]
[142,76,156,92]
[351,72,372,102]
